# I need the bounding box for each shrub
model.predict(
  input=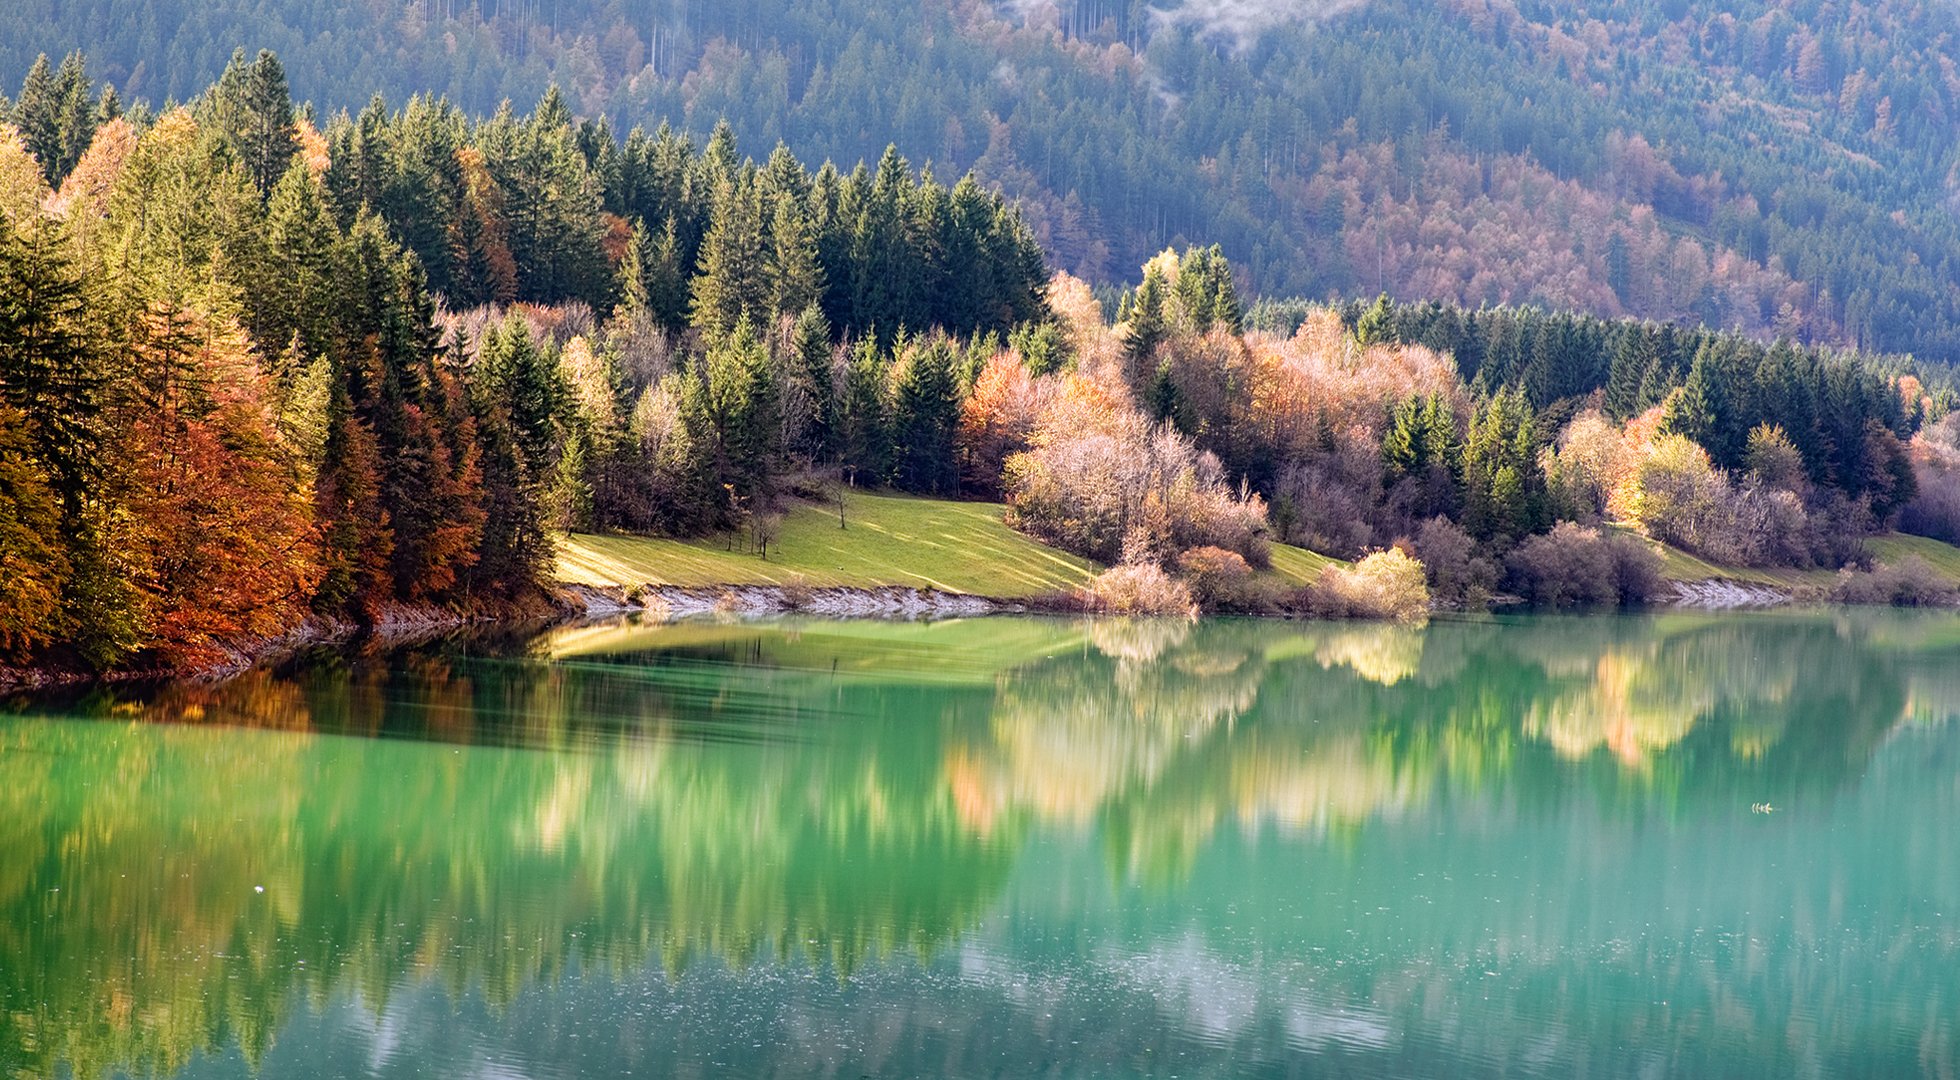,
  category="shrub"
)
[1271,432,1380,558]
[1080,563,1198,618]
[1828,556,1958,607]
[1902,420,1960,545]
[1005,400,1270,568]
[1309,549,1431,622]
[1506,521,1661,609]
[1175,545,1278,612]
[1414,516,1499,608]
